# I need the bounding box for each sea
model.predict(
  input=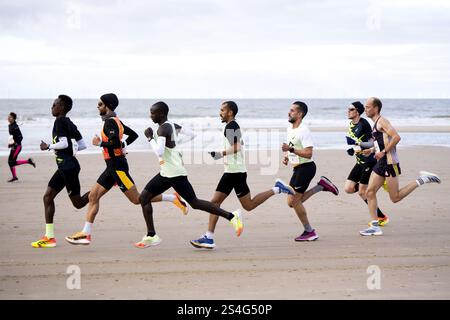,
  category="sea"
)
[1,99,450,156]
